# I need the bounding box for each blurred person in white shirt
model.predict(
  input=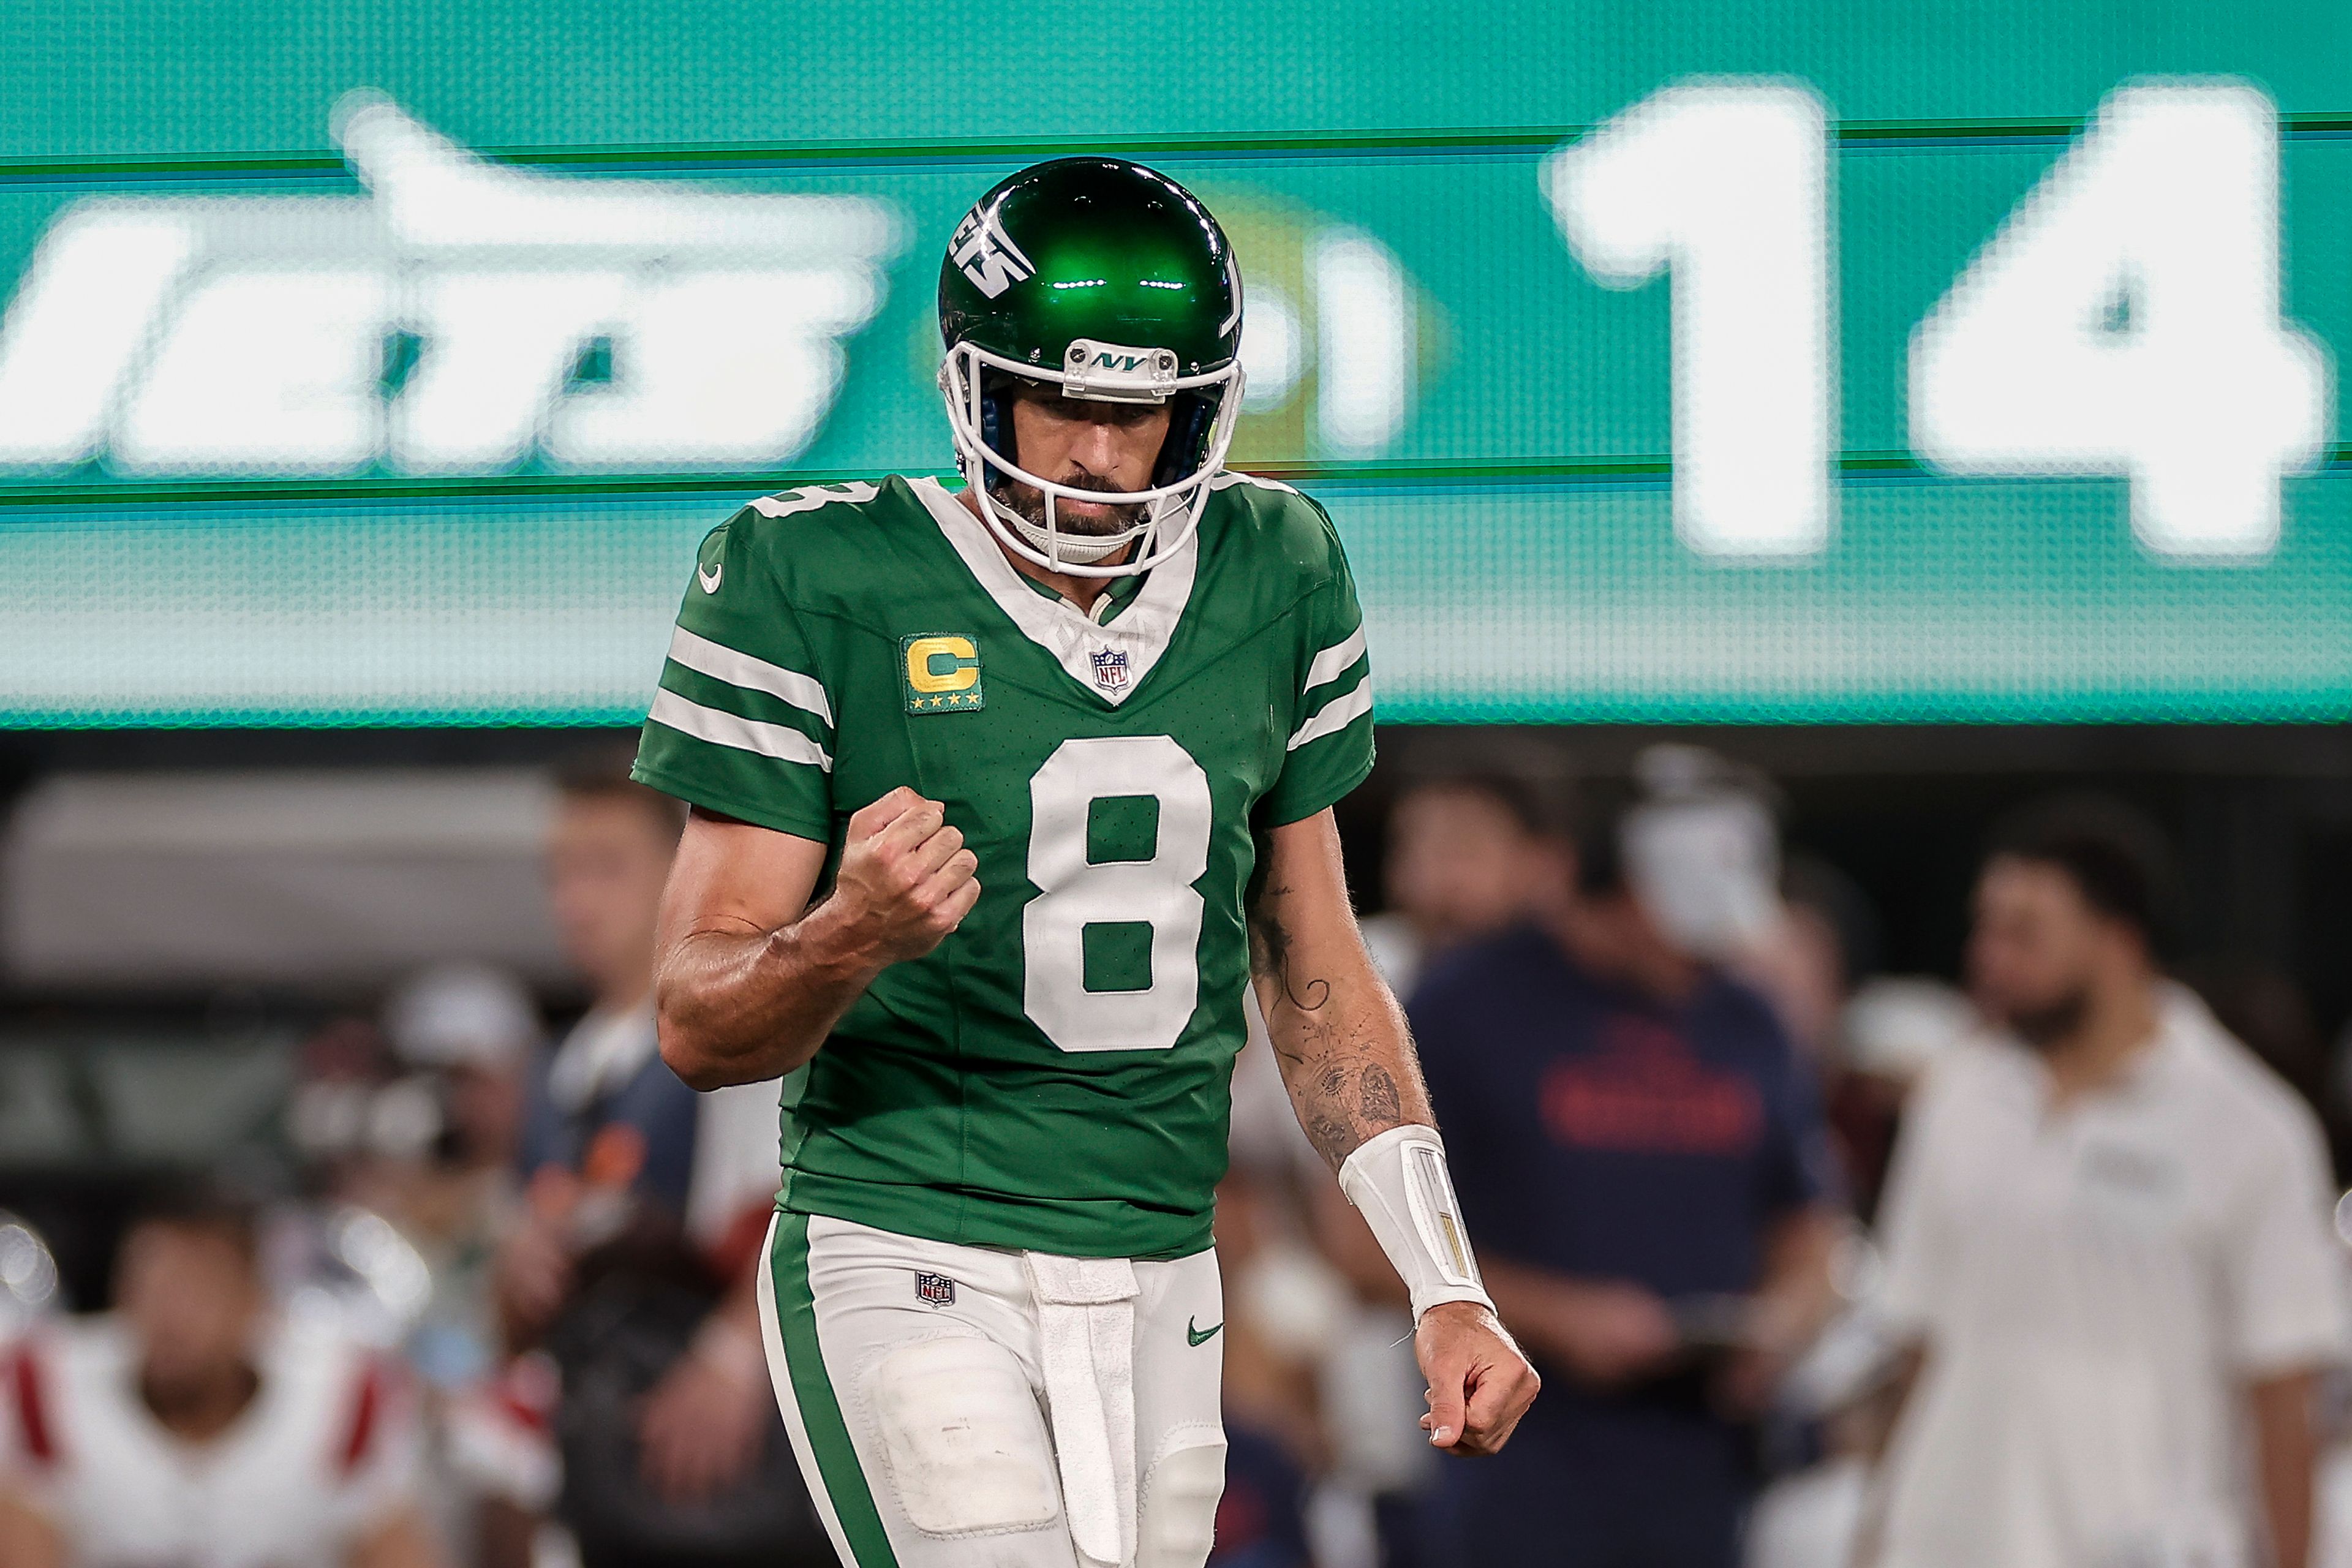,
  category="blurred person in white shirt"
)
[1864,799,2351,1568]
[0,1186,443,1568]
